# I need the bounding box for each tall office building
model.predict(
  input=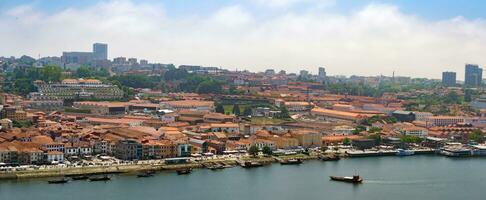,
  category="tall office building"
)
[93,43,108,60]
[442,71,456,87]
[465,64,483,87]
[318,67,326,78]
[61,52,93,65]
